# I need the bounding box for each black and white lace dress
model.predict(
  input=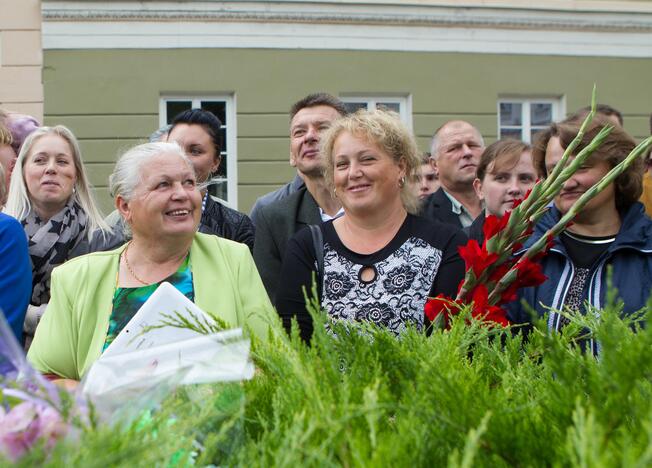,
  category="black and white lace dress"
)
[275,214,467,341]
